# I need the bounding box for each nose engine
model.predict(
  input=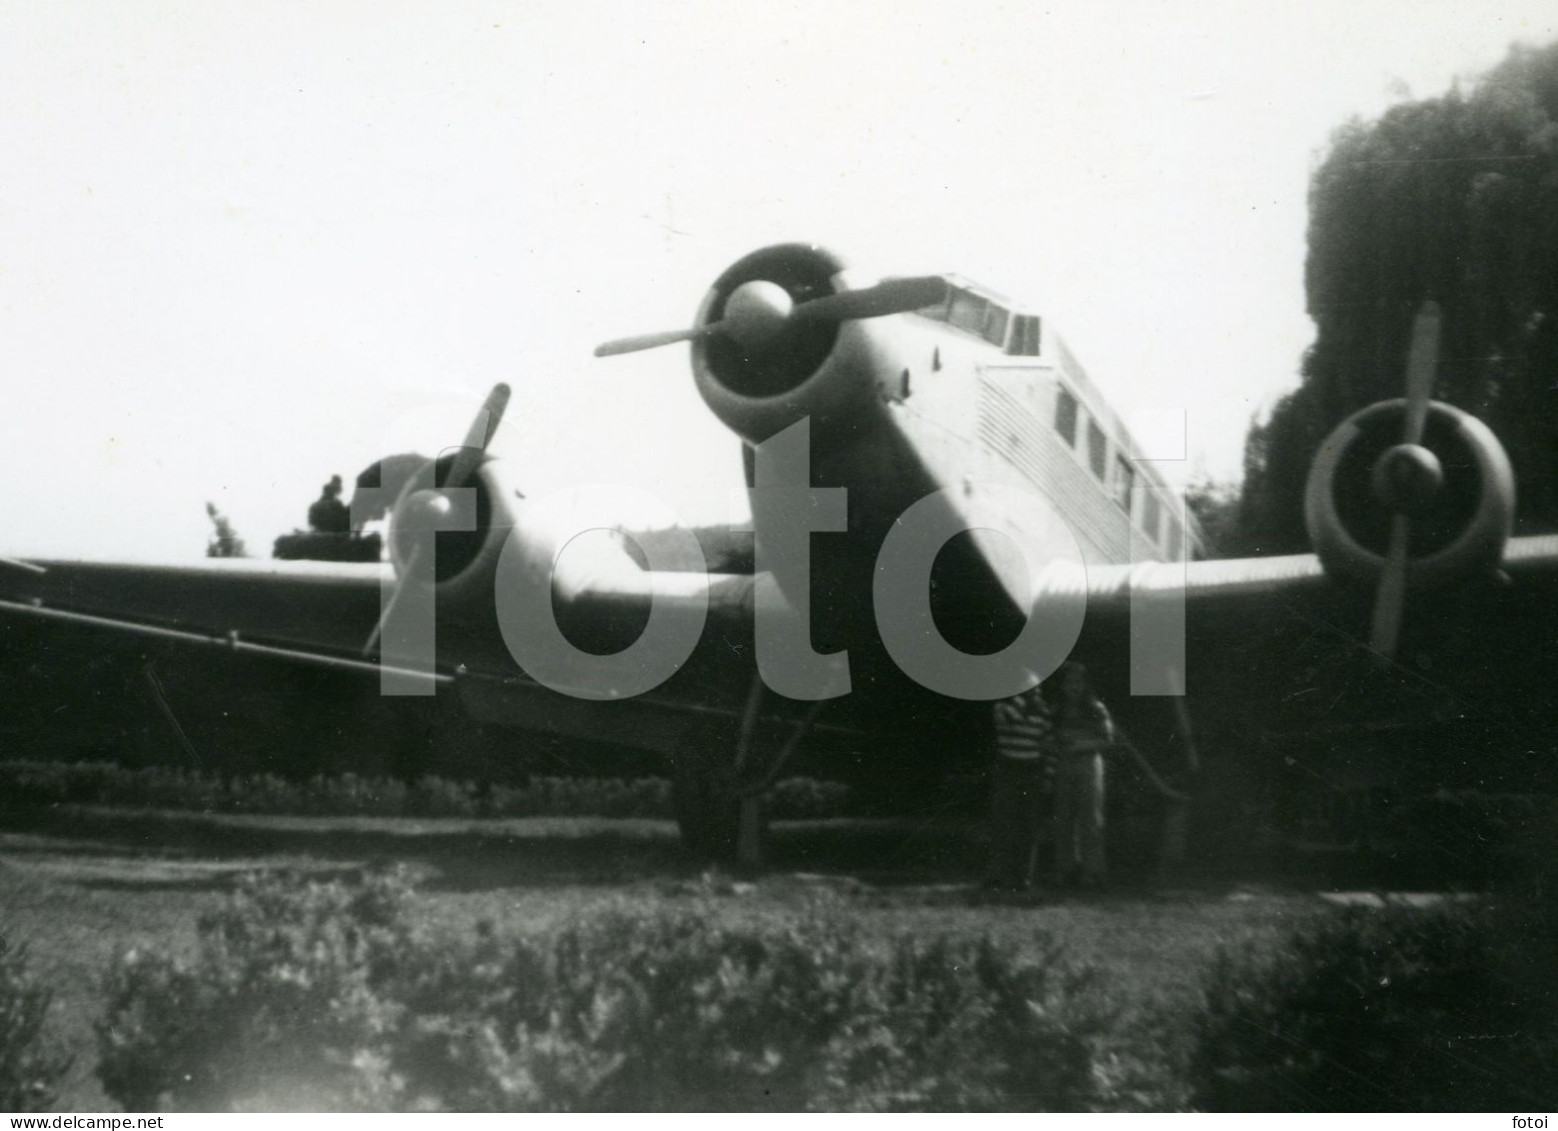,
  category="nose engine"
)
[594,243,947,445]
[690,244,854,441]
